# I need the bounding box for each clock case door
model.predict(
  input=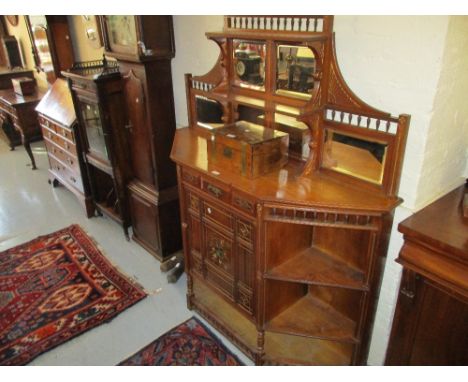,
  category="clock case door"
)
[99,16,175,62]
